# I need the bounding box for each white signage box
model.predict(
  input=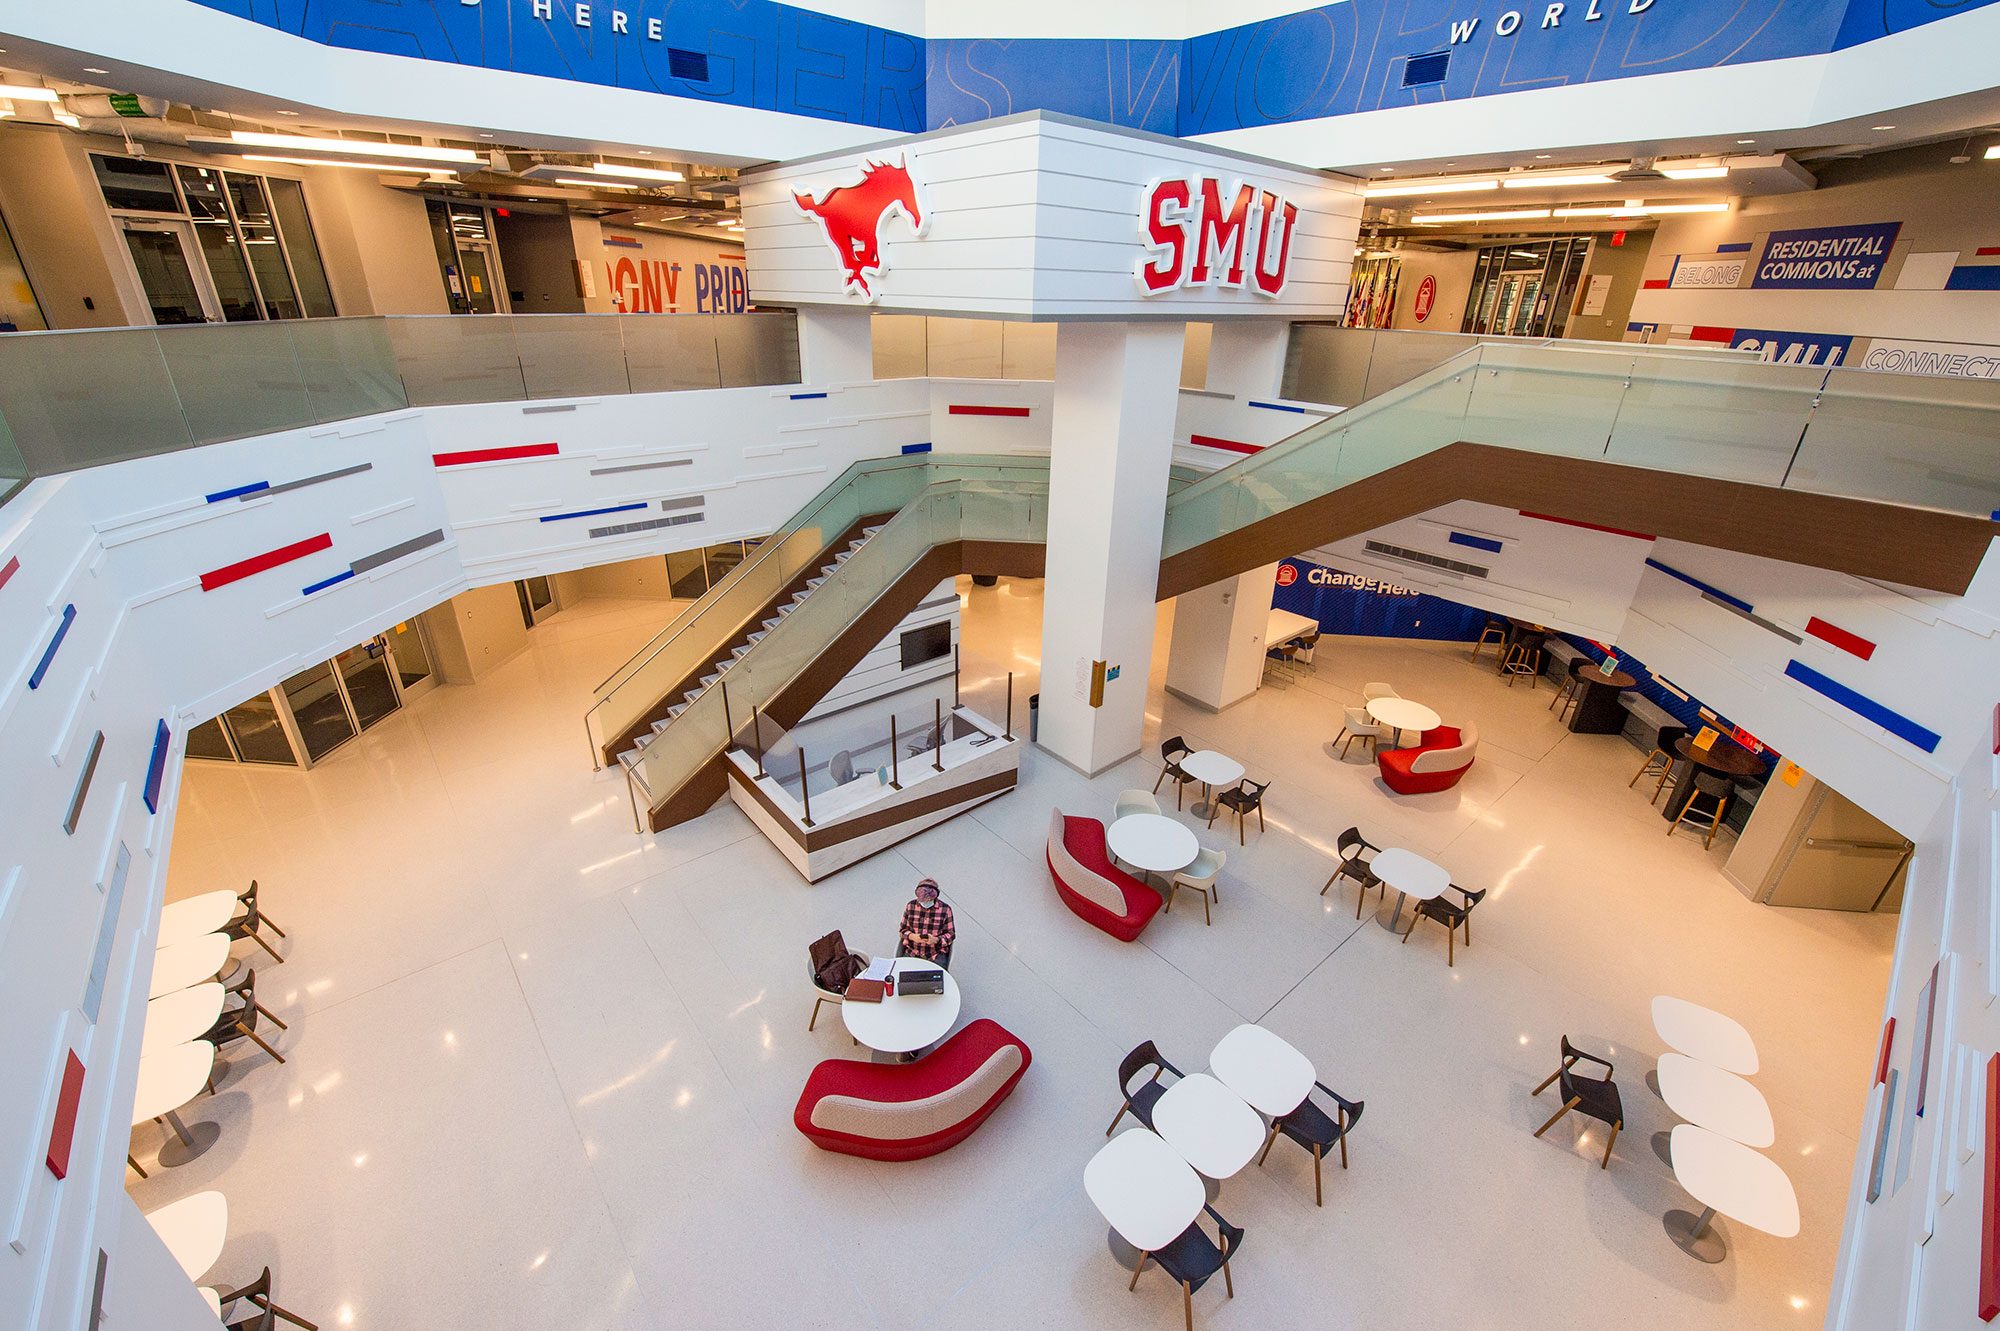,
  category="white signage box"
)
[741,111,1362,320]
